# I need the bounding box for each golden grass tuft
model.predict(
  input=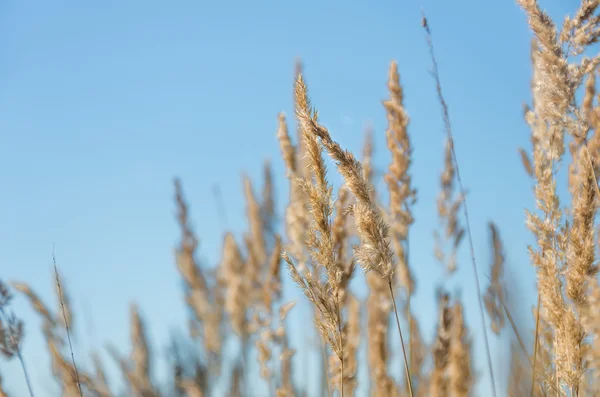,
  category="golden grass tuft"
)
[3,2,600,397]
